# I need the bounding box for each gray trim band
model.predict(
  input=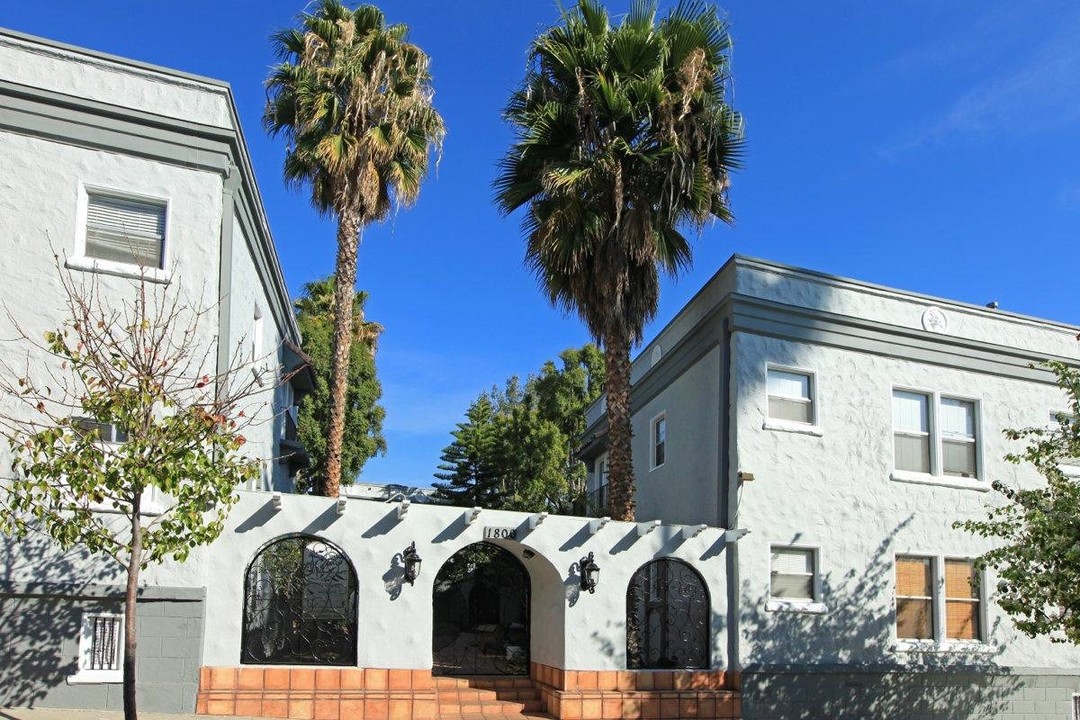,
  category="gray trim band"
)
[0,581,206,601]
[0,78,300,347]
